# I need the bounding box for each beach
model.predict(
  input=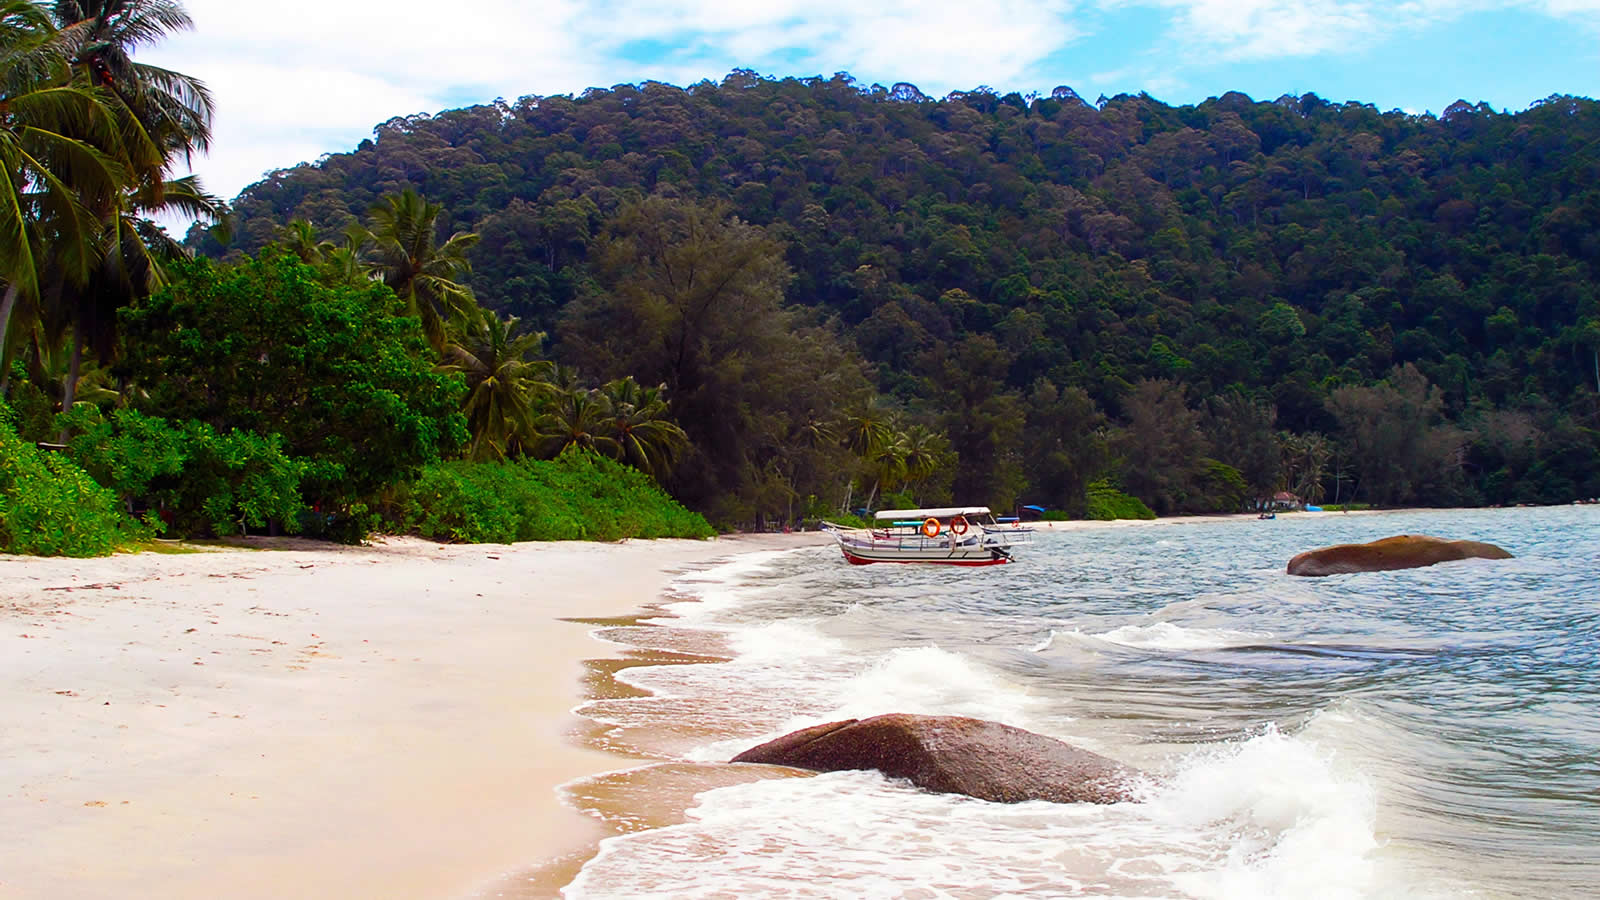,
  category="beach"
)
[0,532,823,899]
